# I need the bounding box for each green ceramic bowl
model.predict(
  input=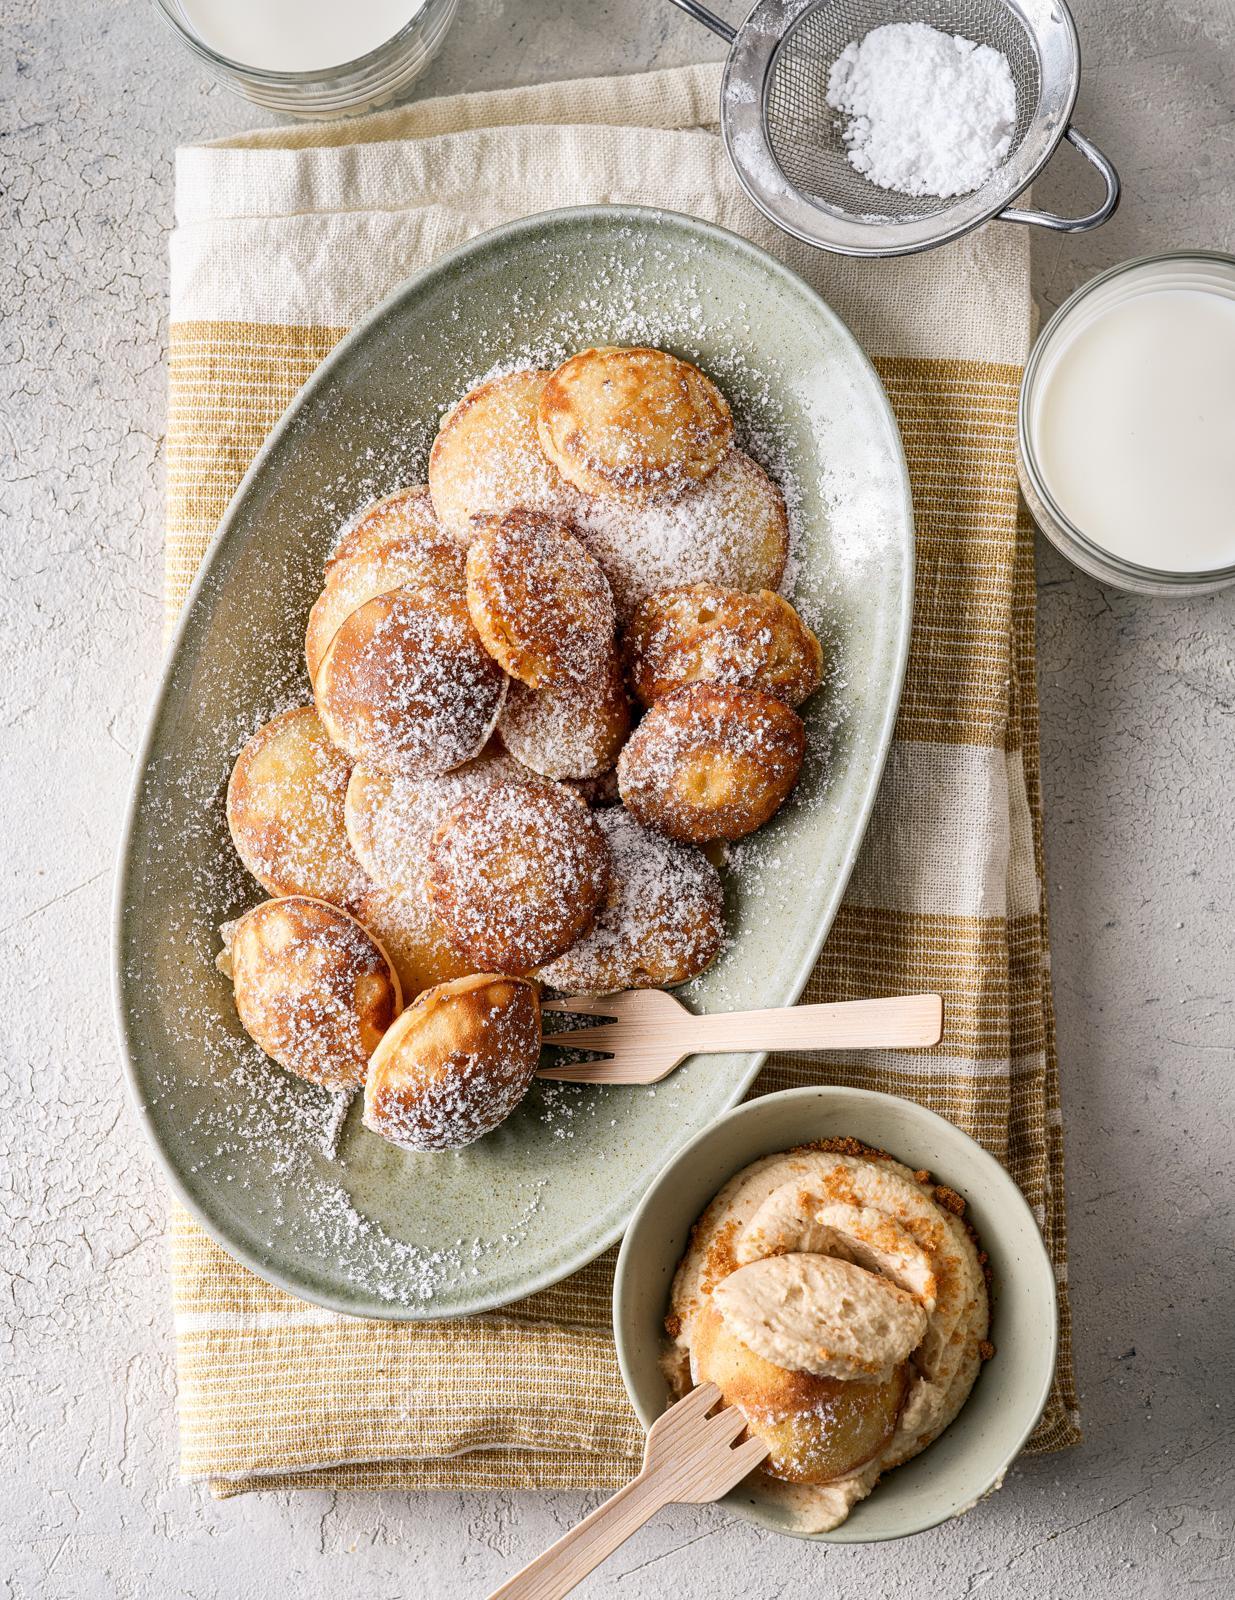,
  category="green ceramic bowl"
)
[113,207,913,1319]
[613,1086,1058,1542]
